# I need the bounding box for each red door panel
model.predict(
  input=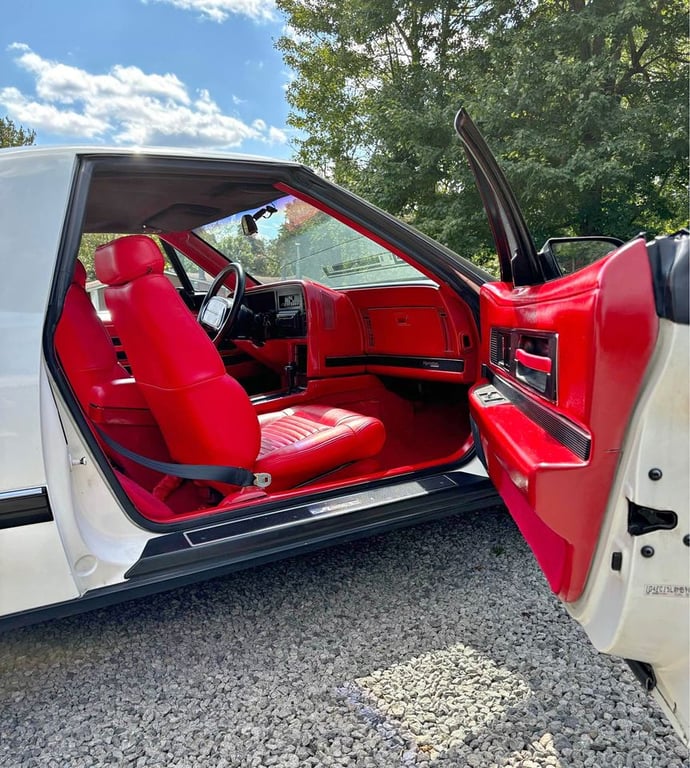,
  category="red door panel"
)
[471,238,658,601]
